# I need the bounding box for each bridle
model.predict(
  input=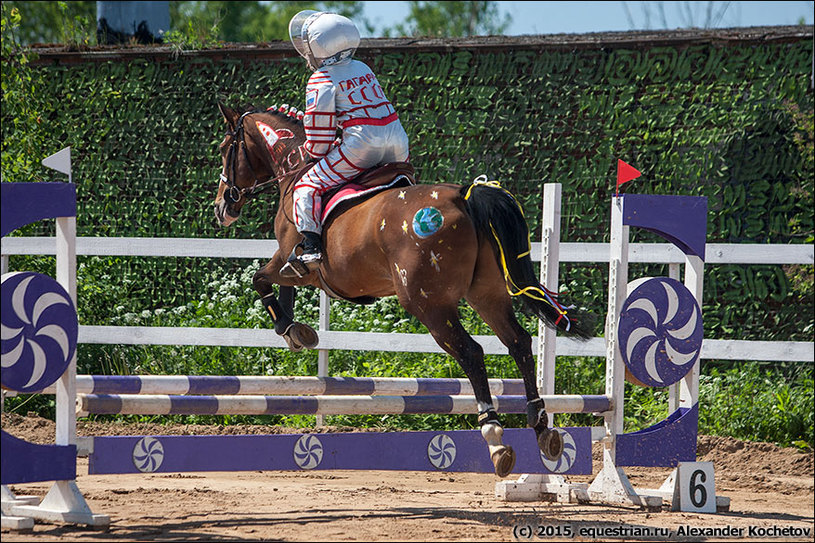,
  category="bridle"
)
[219,111,289,204]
